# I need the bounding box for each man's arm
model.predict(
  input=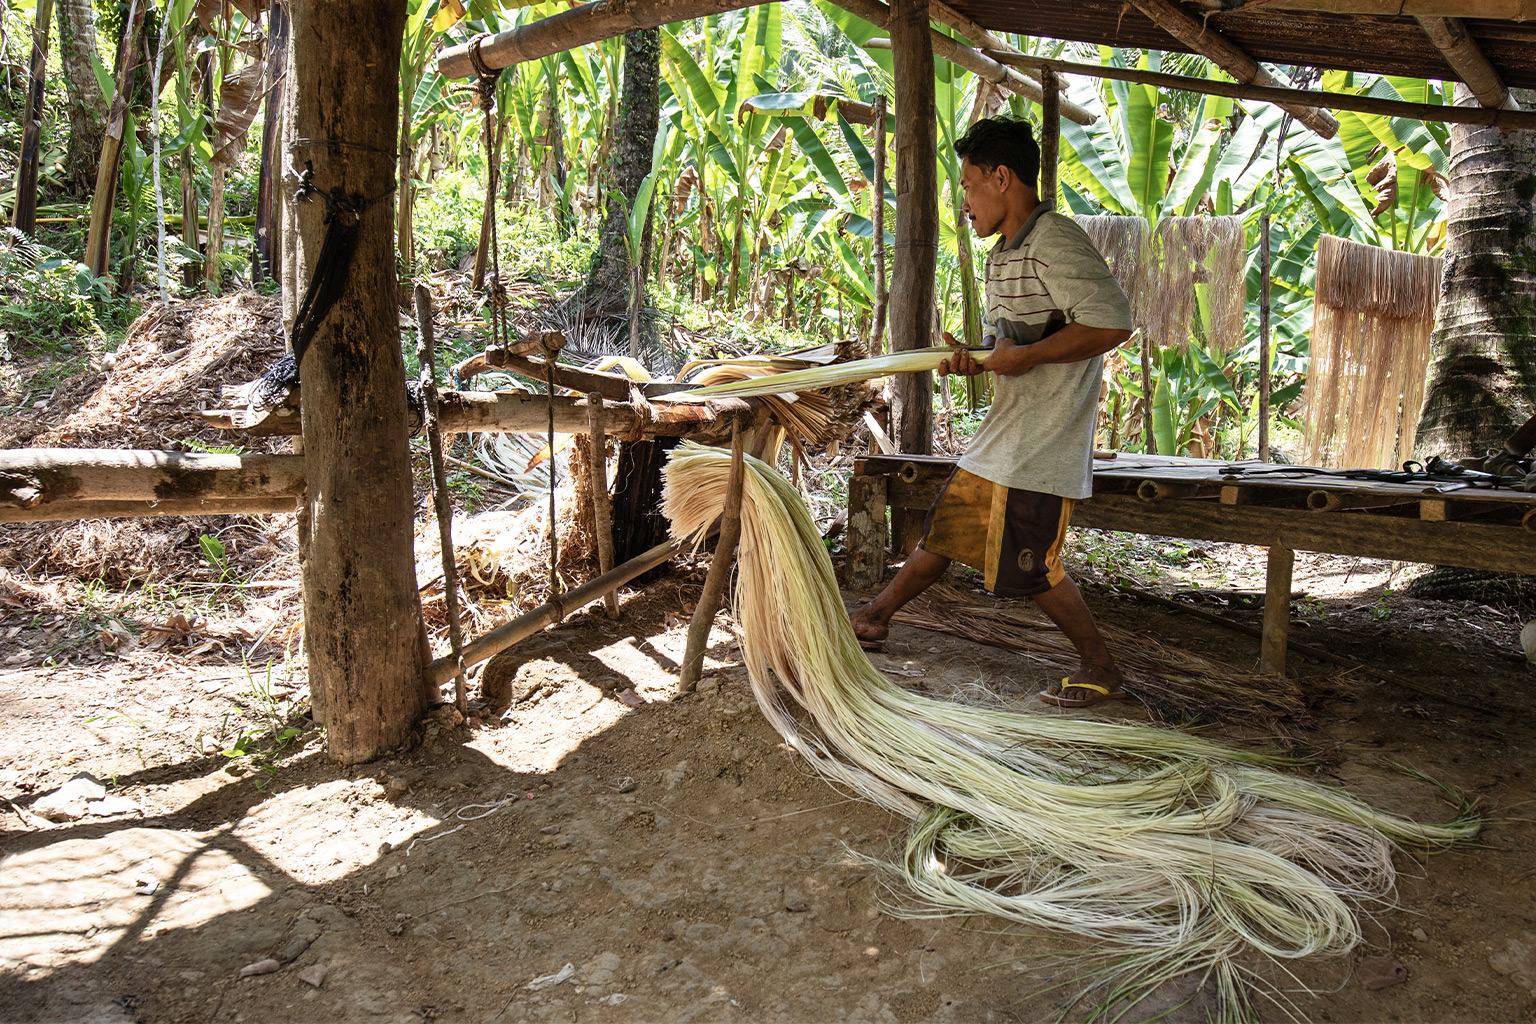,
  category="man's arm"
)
[939,323,1131,377]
